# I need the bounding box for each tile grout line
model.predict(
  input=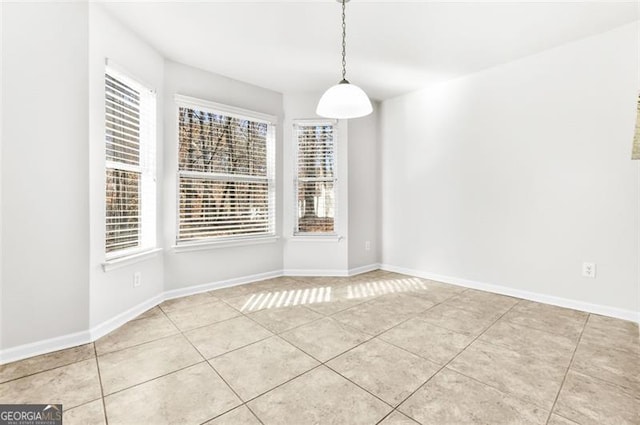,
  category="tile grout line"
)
[92,342,110,425]
[242,403,267,425]
[102,360,209,398]
[382,300,522,424]
[196,296,443,420]
[243,292,469,419]
[0,274,445,384]
[113,285,531,418]
[438,303,581,414]
[543,313,590,425]
[158,305,266,425]
[0,351,97,386]
[265,285,479,419]
[160,299,274,425]
[4,274,633,424]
